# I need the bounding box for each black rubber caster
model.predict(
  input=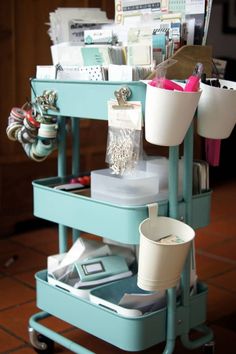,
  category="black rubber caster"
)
[34,334,54,353]
[29,327,54,353]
